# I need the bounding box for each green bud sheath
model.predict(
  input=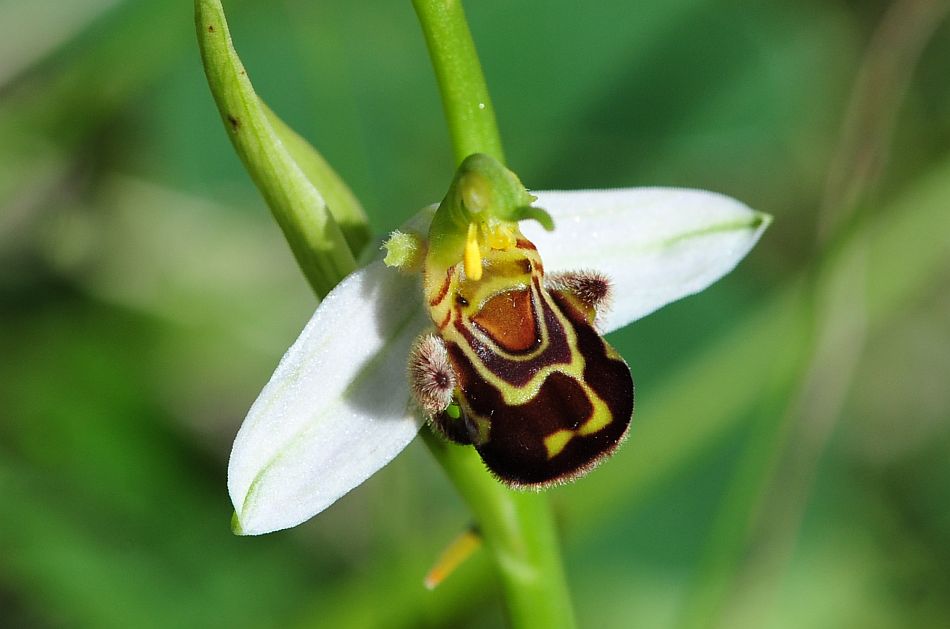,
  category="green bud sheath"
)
[196,0,369,297]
